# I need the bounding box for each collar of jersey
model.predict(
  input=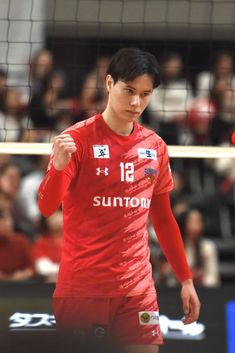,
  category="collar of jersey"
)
[97,113,138,142]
